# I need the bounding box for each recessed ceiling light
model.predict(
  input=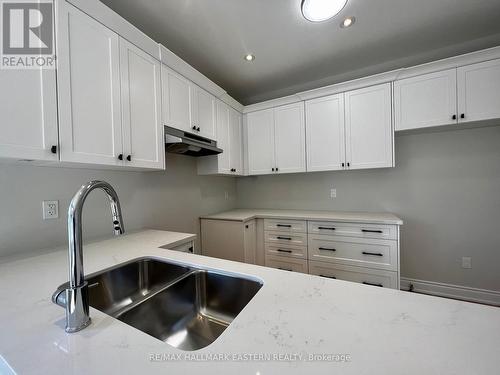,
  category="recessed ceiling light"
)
[244,54,255,62]
[301,0,348,22]
[341,16,355,28]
